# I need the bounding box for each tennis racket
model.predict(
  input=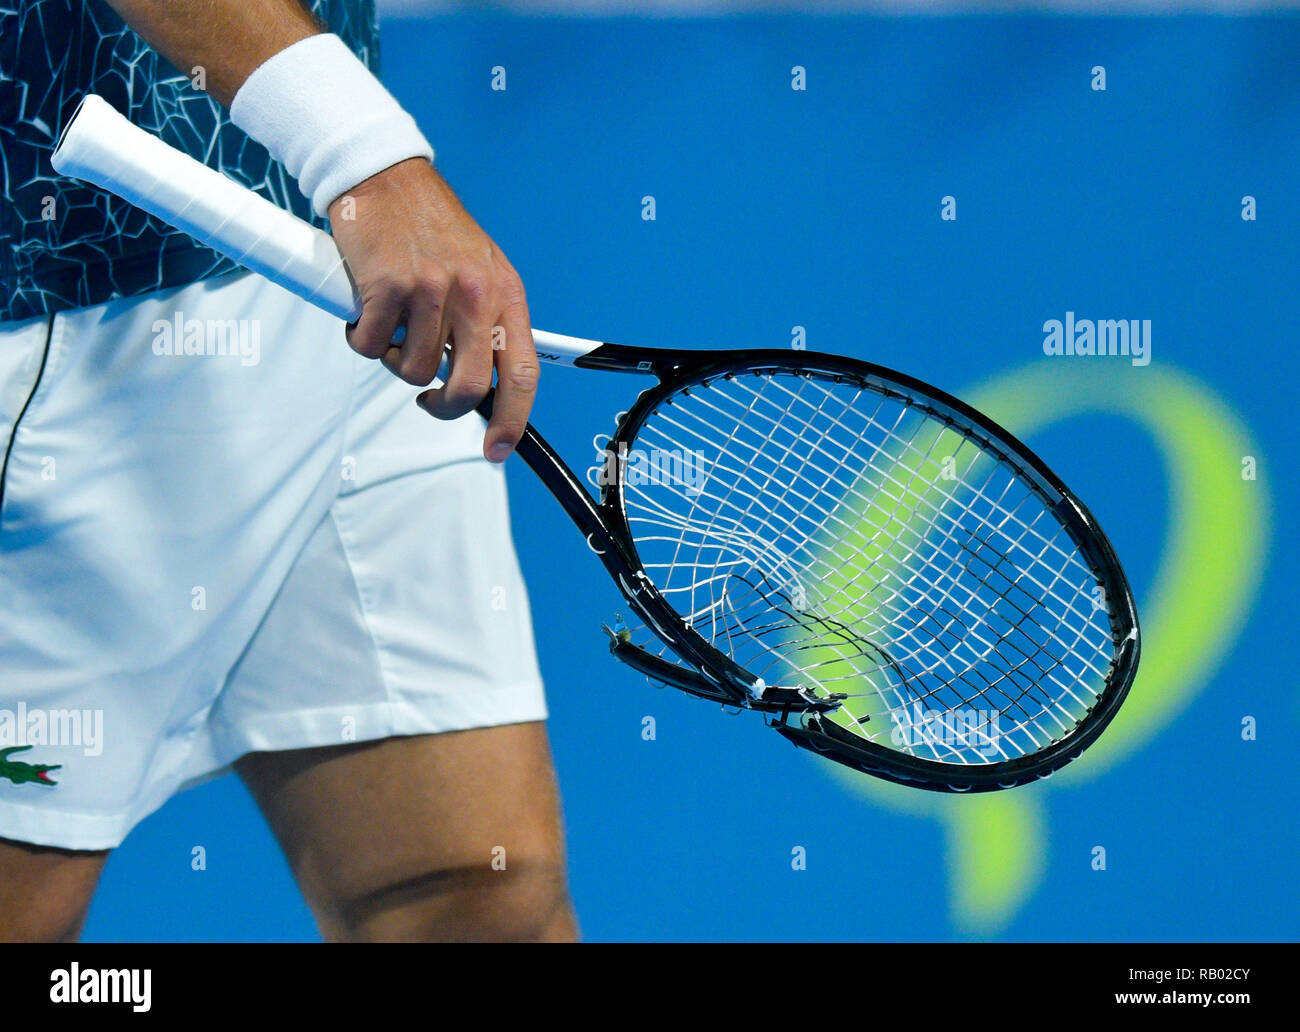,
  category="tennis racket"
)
[52,95,1140,792]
